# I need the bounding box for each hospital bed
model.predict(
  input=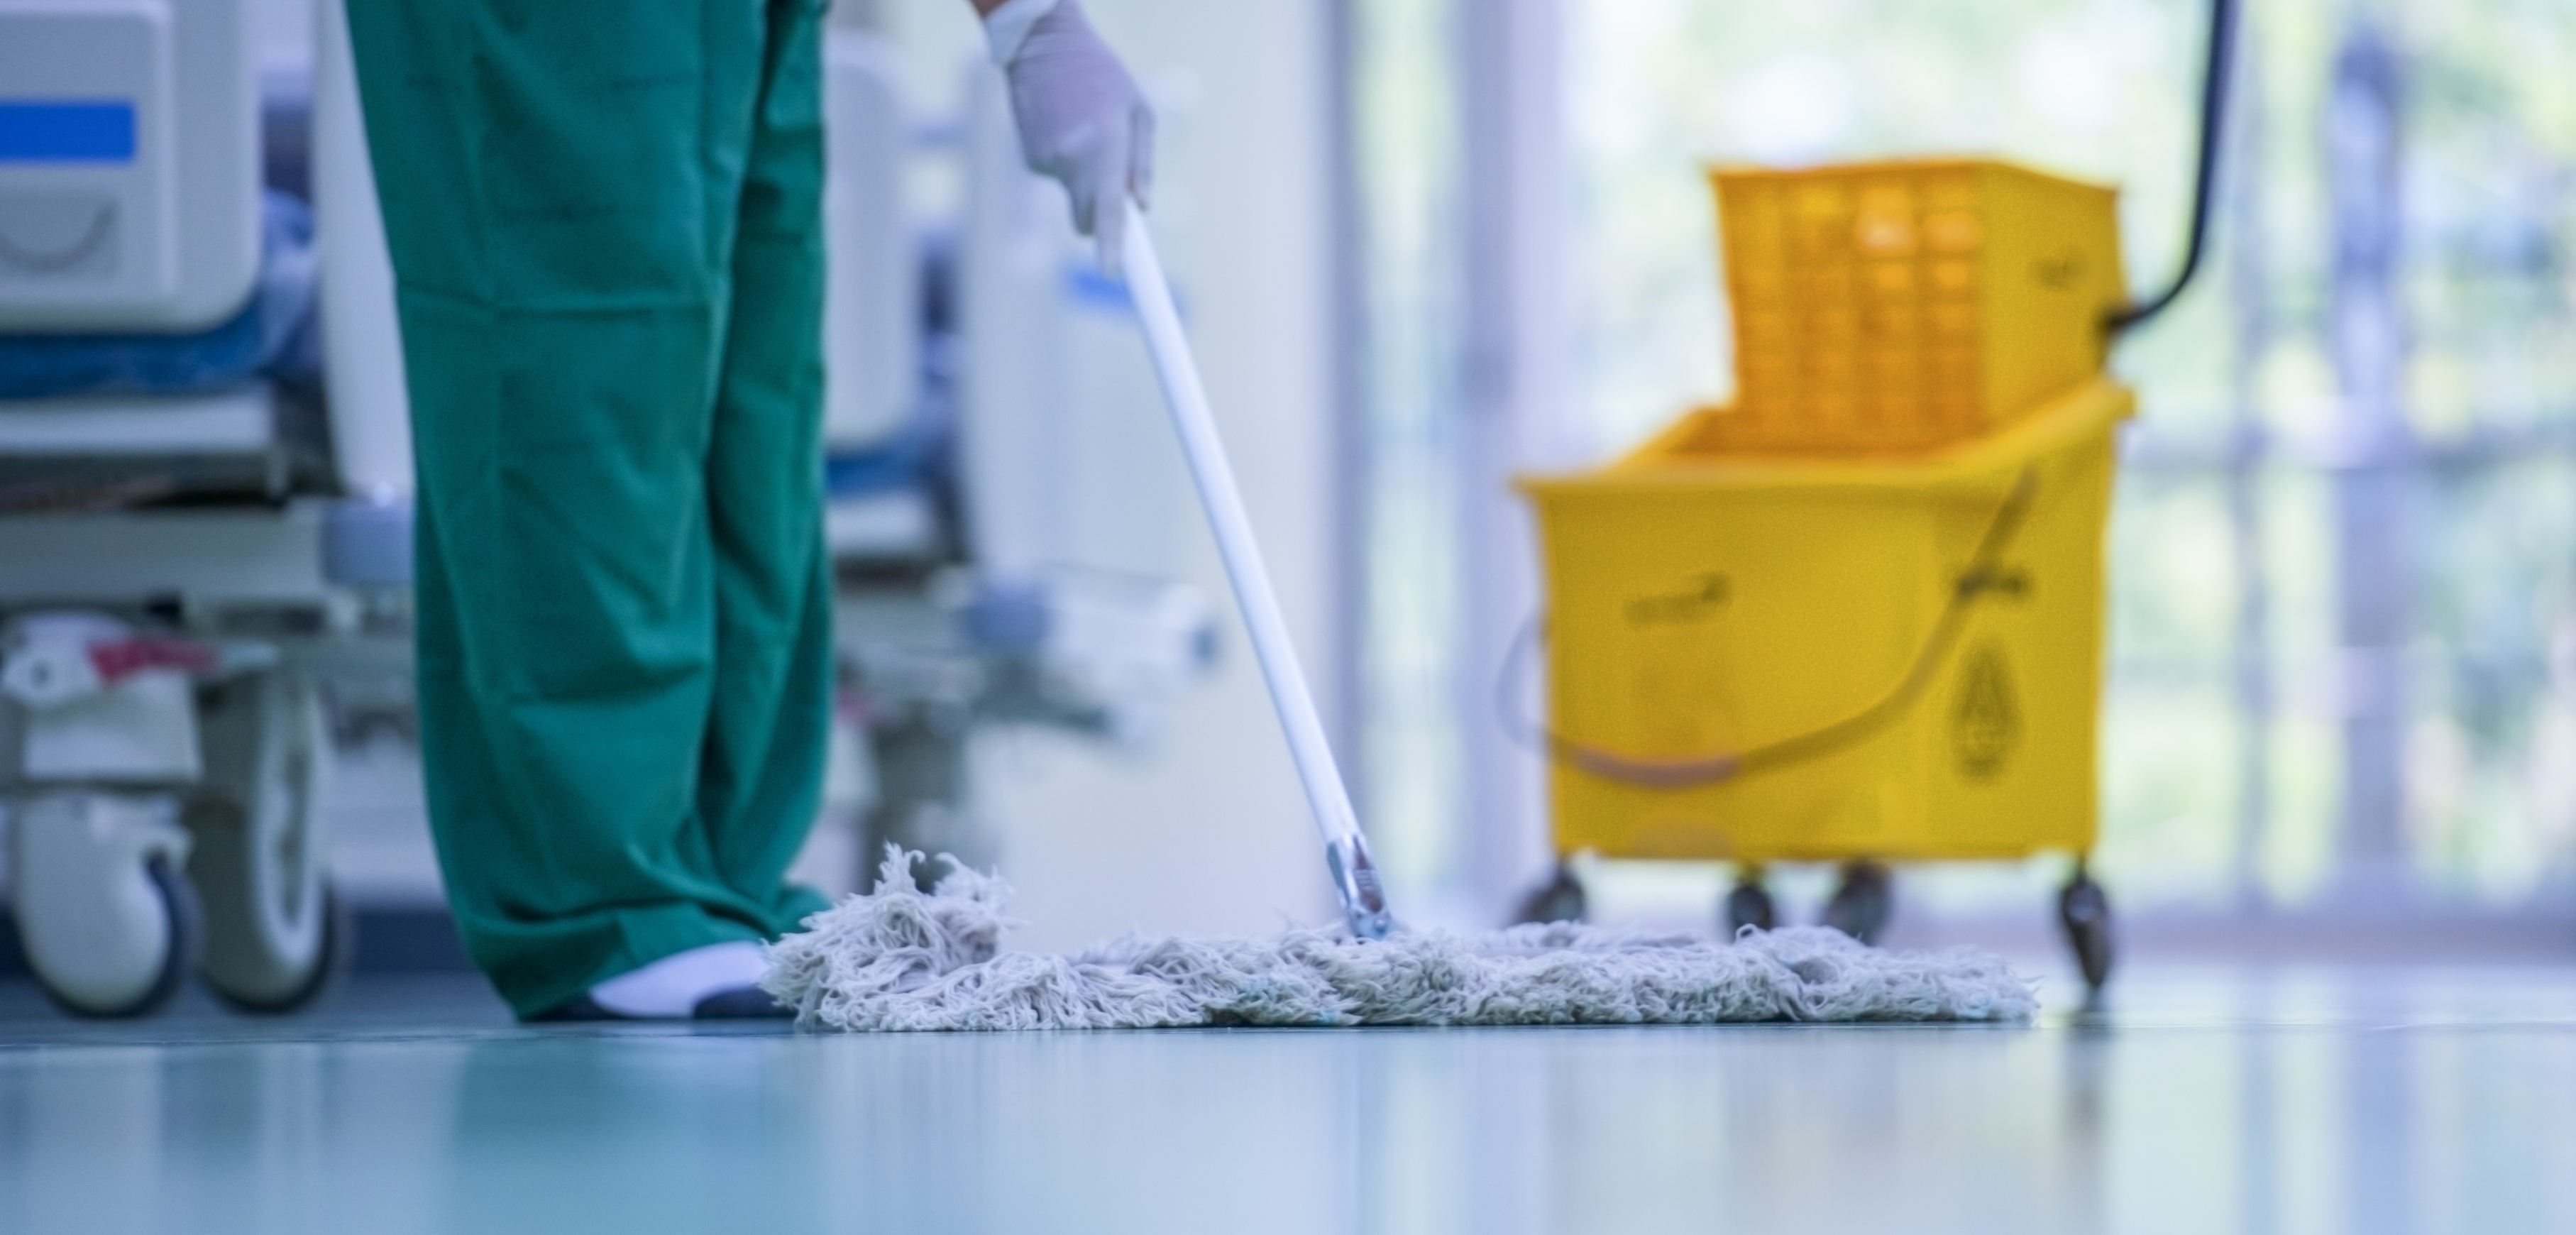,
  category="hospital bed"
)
[0,0,410,1016]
